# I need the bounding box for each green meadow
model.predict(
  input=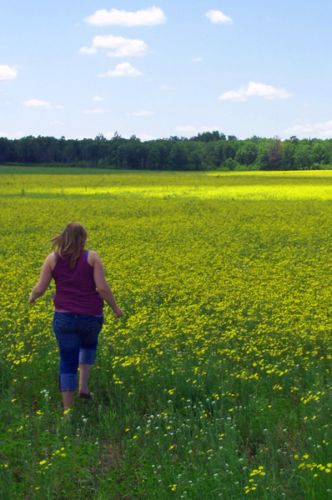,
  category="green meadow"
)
[0,167,331,499]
